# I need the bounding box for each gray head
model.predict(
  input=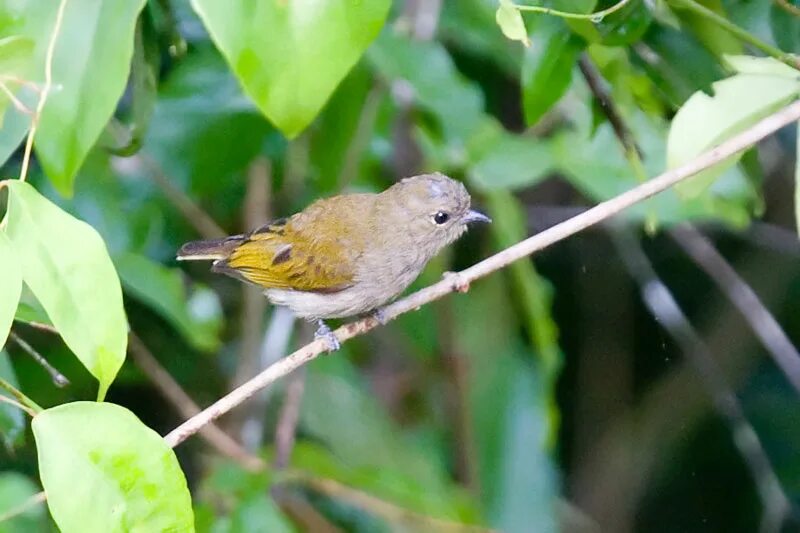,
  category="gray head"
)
[379,172,491,252]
